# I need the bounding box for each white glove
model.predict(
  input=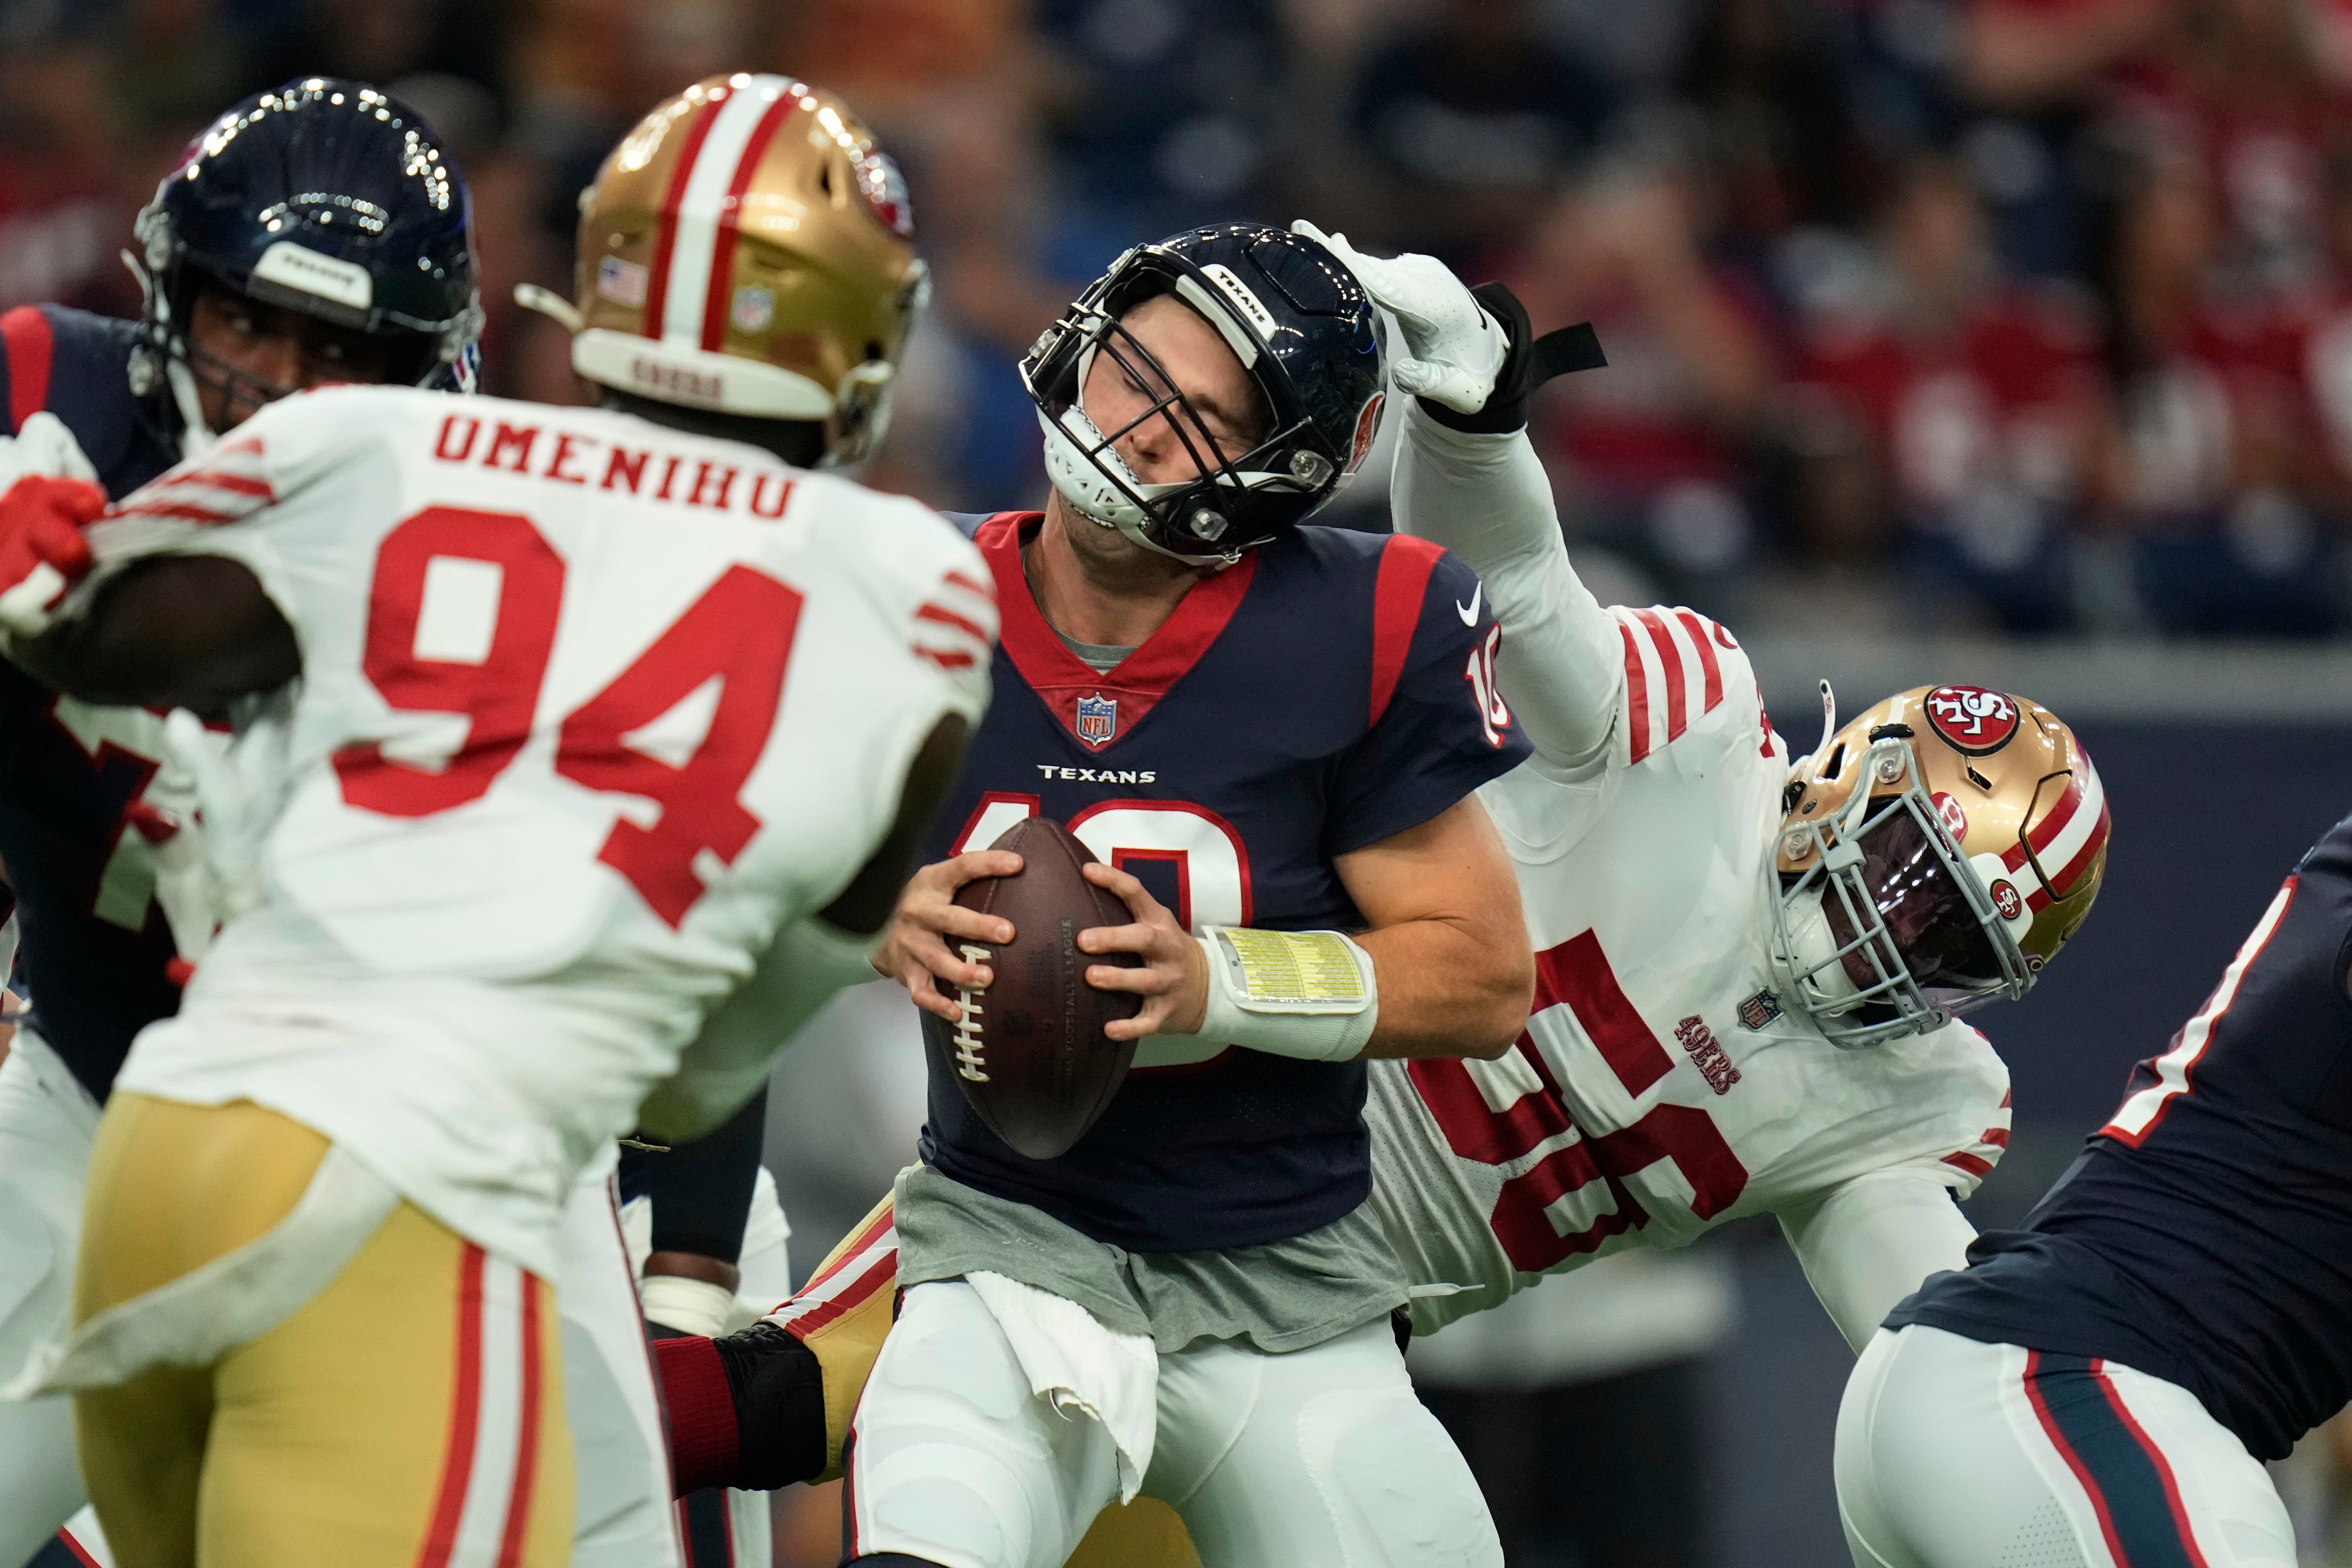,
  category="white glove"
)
[152,696,291,967]
[1292,220,1507,415]
[0,412,99,490]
